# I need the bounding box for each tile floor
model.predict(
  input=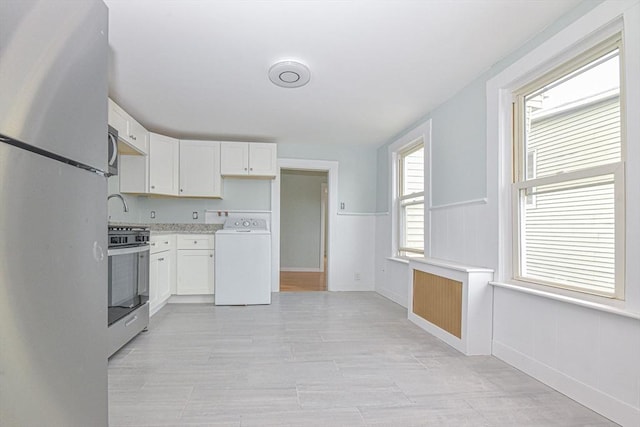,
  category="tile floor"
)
[108,292,617,426]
